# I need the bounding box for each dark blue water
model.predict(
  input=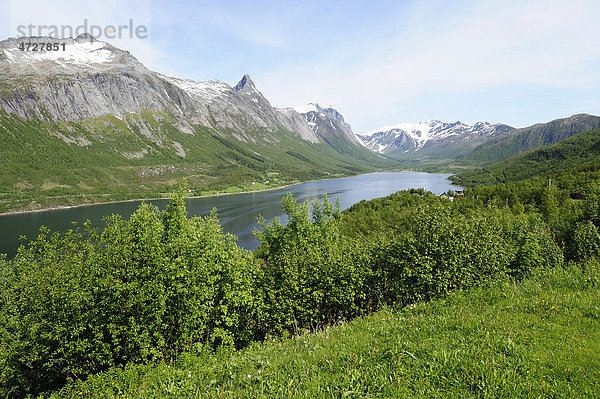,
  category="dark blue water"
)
[0,172,456,257]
